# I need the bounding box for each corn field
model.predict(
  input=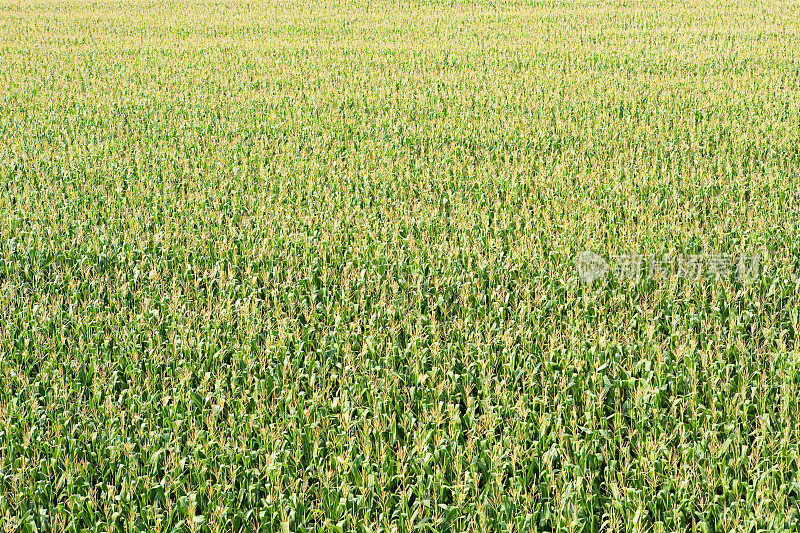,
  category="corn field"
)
[1,0,800,531]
